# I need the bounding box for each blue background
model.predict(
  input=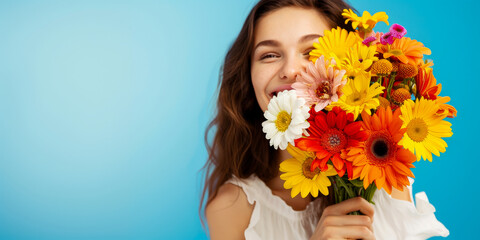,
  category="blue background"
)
[0,0,476,239]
